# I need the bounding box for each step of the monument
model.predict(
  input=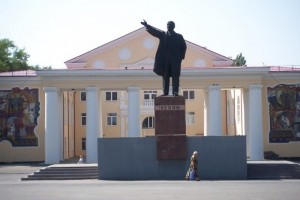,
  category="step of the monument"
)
[22,176,98,181]
[27,173,98,177]
[21,165,99,181]
[247,161,300,179]
[36,170,98,174]
[39,167,98,172]
[37,170,99,174]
